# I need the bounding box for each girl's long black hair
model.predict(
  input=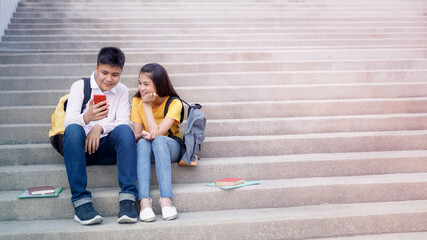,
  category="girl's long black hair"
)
[134,63,179,98]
